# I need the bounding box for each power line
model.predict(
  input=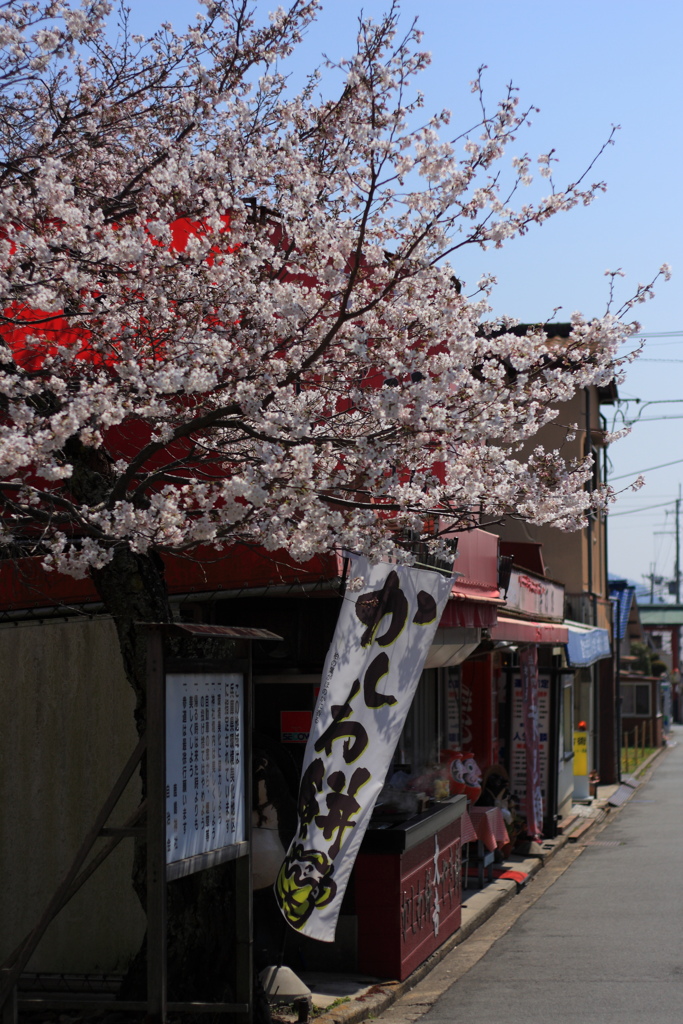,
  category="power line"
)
[632,331,683,338]
[627,415,683,423]
[639,340,683,347]
[610,456,683,480]
[609,500,677,518]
